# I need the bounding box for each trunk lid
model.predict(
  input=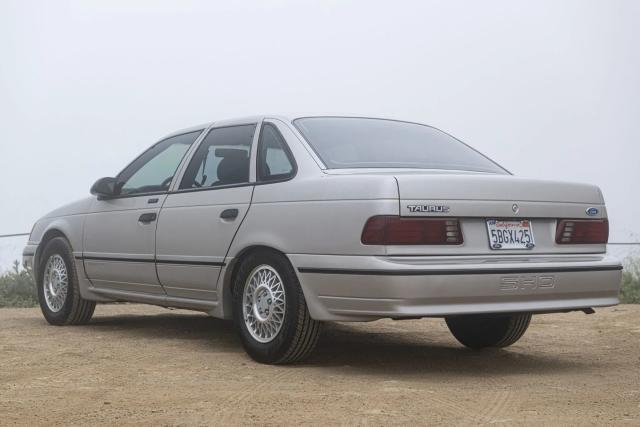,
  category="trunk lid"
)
[396,173,603,205]
[393,172,606,256]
